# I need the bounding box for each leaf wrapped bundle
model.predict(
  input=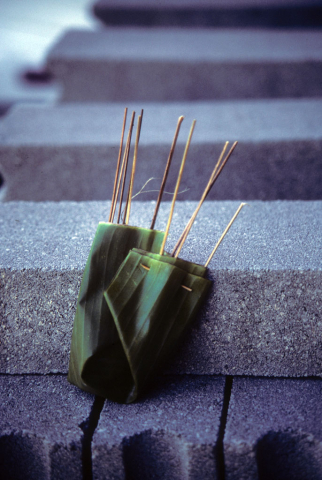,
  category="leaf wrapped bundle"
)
[68,222,164,399]
[104,249,211,403]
